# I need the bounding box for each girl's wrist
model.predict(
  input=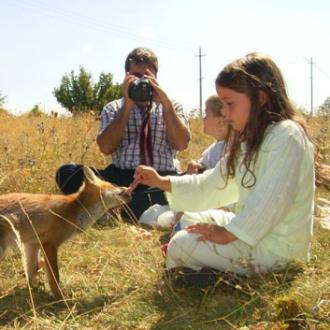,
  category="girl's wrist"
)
[159,176,171,192]
[223,228,237,243]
